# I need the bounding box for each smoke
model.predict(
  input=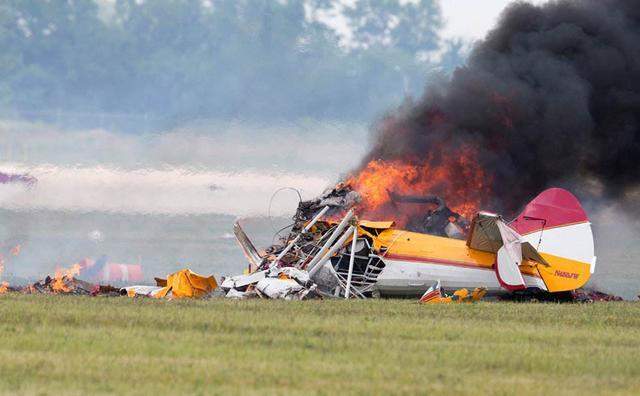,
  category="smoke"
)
[587,199,640,300]
[361,0,640,214]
